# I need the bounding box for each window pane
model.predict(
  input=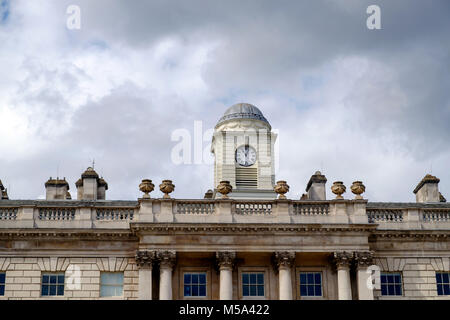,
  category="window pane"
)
[192,285,199,296]
[192,274,198,284]
[199,273,206,285]
[58,275,65,284]
[437,284,443,296]
[49,275,57,284]
[394,275,401,284]
[314,273,321,284]
[49,285,56,296]
[300,273,306,284]
[57,285,64,296]
[199,285,206,297]
[0,273,5,283]
[184,285,191,297]
[315,285,322,297]
[380,275,387,284]
[257,273,264,285]
[394,285,402,296]
[387,285,395,296]
[42,285,48,296]
[444,285,450,295]
[436,273,442,284]
[443,273,449,284]
[184,274,191,285]
[0,286,4,296]
[114,285,123,297]
[250,285,256,296]
[387,275,394,284]
[42,275,49,284]
[257,285,264,296]
[101,285,117,297]
[300,285,307,296]
[250,274,256,284]
[381,285,387,296]
[307,285,314,296]
[243,285,249,296]
[242,274,249,284]
[307,273,314,284]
